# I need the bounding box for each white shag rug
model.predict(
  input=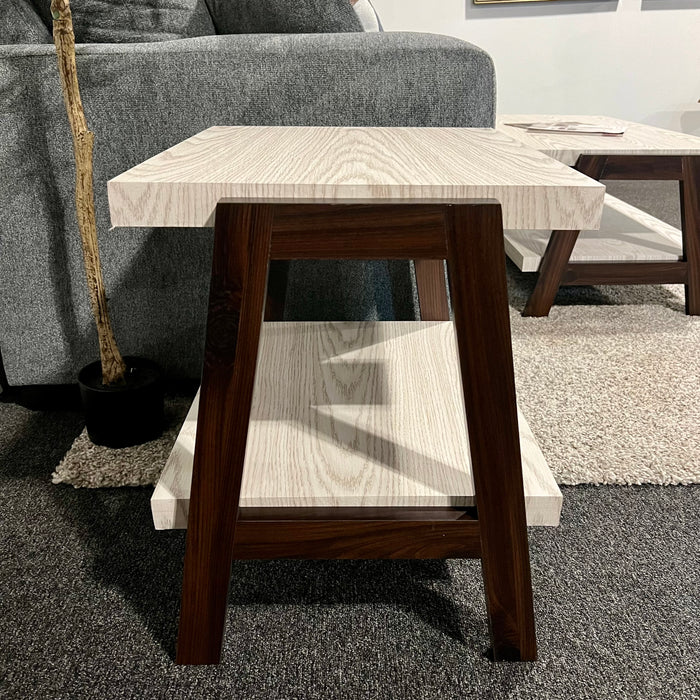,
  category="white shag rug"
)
[52,396,191,488]
[53,268,700,489]
[509,268,700,486]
